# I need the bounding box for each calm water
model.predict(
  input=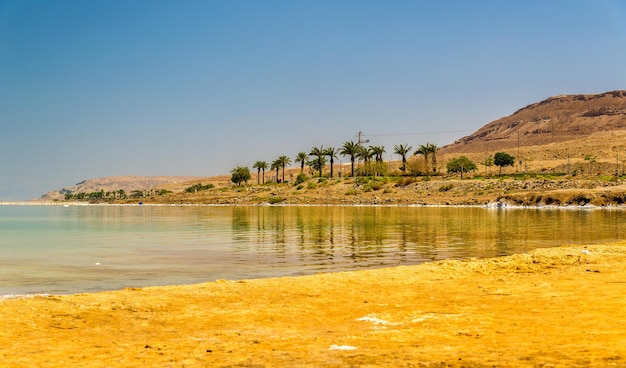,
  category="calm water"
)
[1,204,625,296]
